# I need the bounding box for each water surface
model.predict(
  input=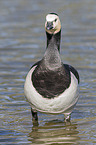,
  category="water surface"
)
[0,0,96,144]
